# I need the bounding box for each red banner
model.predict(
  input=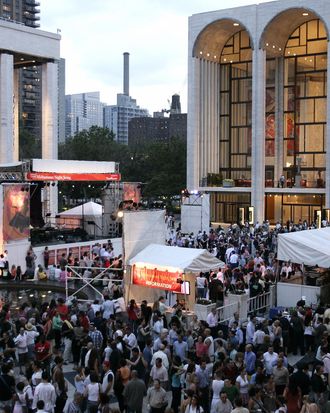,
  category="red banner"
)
[26,172,121,182]
[132,265,182,292]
